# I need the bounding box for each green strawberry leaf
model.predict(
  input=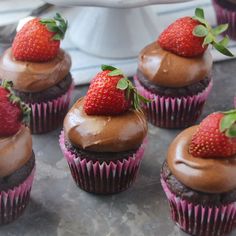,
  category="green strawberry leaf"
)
[117,78,129,90]
[213,42,234,57]
[203,33,214,46]
[101,65,117,71]
[212,24,229,36]
[219,36,230,47]
[108,69,123,76]
[193,25,208,37]
[195,8,205,19]
[220,109,236,138]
